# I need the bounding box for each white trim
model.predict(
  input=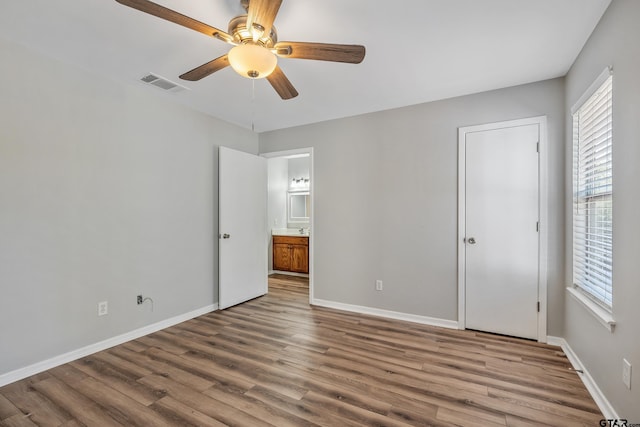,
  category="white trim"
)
[547,336,618,419]
[566,287,616,332]
[270,270,309,278]
[260,147,314,305]
[0,304,217,387]
[457,116,549,342]
[538,117,549,343]
[457,126,467,330]
[571,66,613,115]
[313,299,459,330]
[260,148,312,159]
